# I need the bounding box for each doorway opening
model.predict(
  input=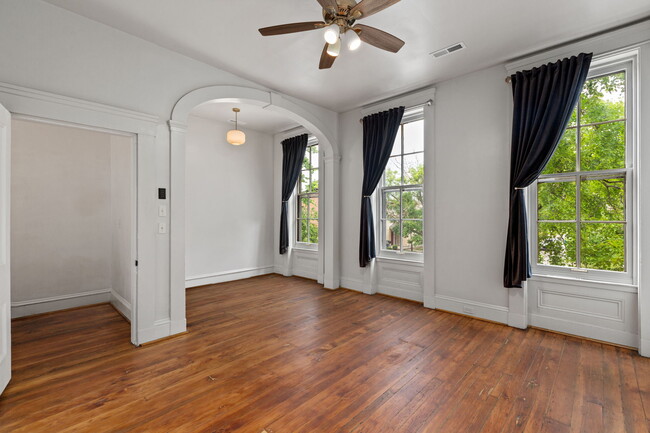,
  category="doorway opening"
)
[10,117,137,342]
